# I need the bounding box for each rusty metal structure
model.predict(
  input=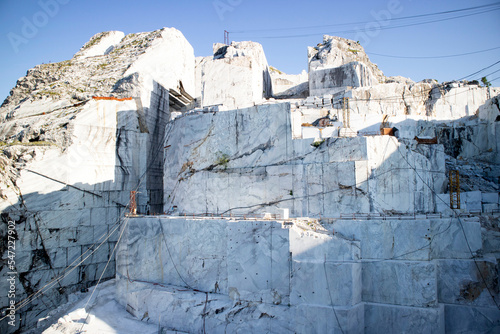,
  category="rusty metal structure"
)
[129,190,137,215]
[449,170,461,209]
